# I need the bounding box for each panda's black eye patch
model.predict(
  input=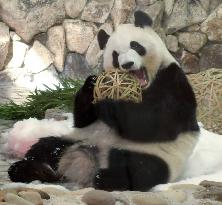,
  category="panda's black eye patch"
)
[112,50,119,68]
[130,41,146,56]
